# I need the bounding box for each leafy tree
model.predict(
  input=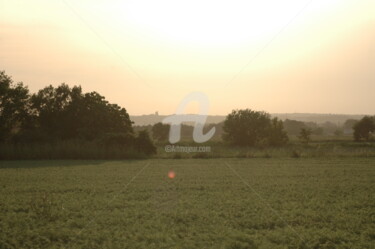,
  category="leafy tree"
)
[30,84,133,140]
[0,71,30,142]
[151,122,170,142]
[353,116,375,141]
[298,128,312,144]
[283,119,307,135]
[268,118,289,146]
[30,84,80,140]
[223,109,288,146]
[343,119,358,130]
[74,91,133,140]
[135,130,156,155]
[0,71,156,157]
